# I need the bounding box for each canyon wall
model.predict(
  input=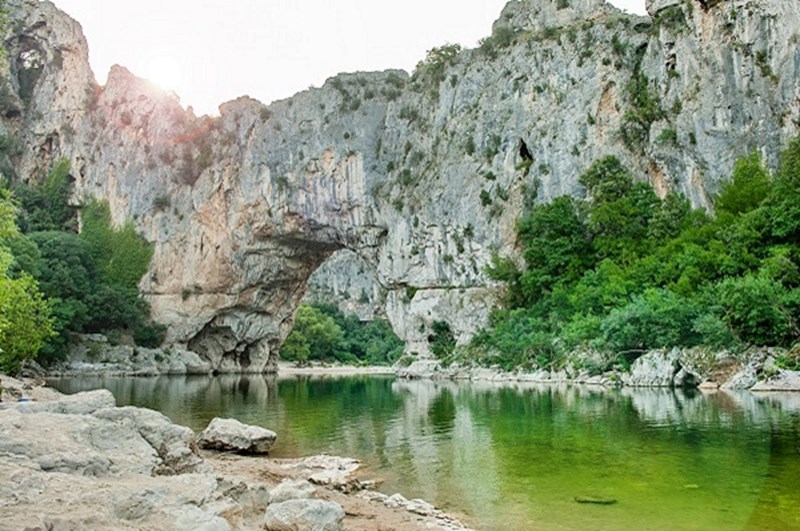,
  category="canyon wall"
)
[1,0,798,371]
